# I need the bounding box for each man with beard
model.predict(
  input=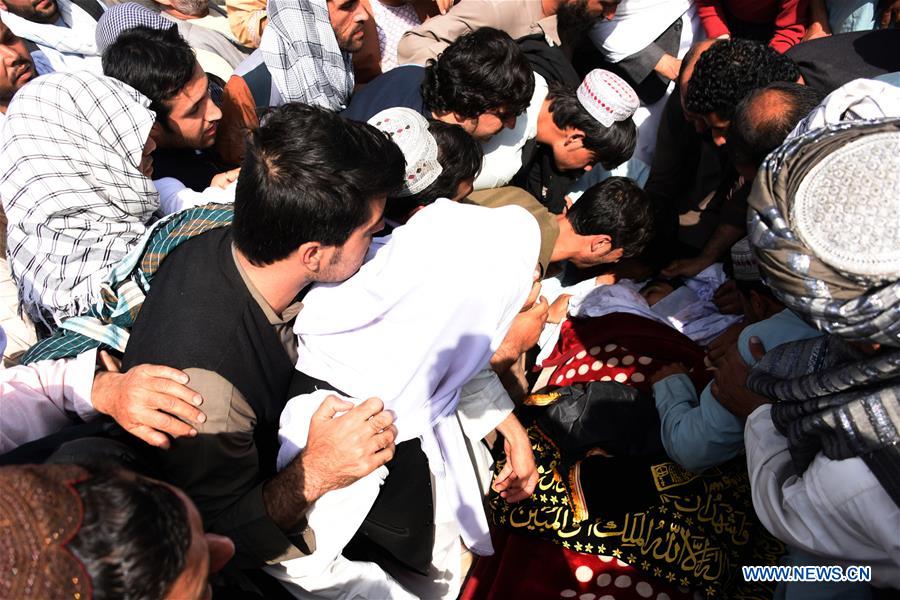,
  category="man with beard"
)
[0,0,103,71]
[216,0,366,165]
[396,0,619,65]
